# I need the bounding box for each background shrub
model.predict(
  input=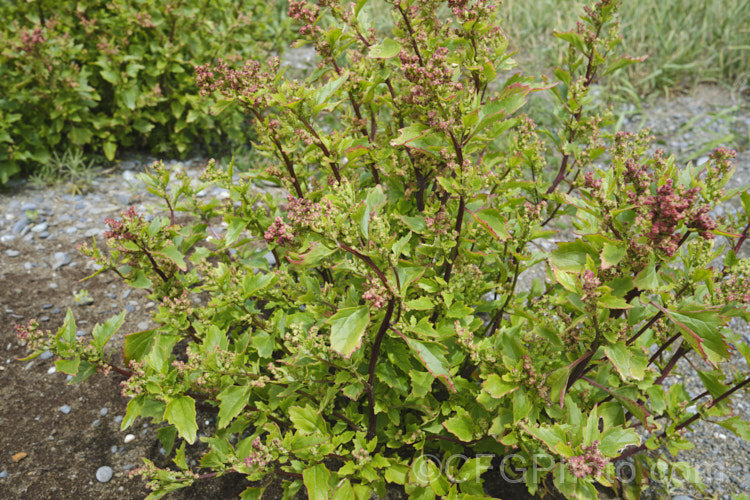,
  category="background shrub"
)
[0,0,291,184]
